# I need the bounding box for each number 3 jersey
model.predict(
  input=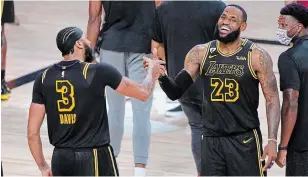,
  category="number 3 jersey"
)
[200,39,260,136]
[31,60,123,148]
